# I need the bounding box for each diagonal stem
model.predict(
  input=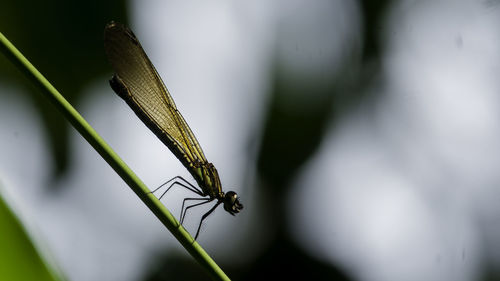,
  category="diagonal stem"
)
[0,30,230,281]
